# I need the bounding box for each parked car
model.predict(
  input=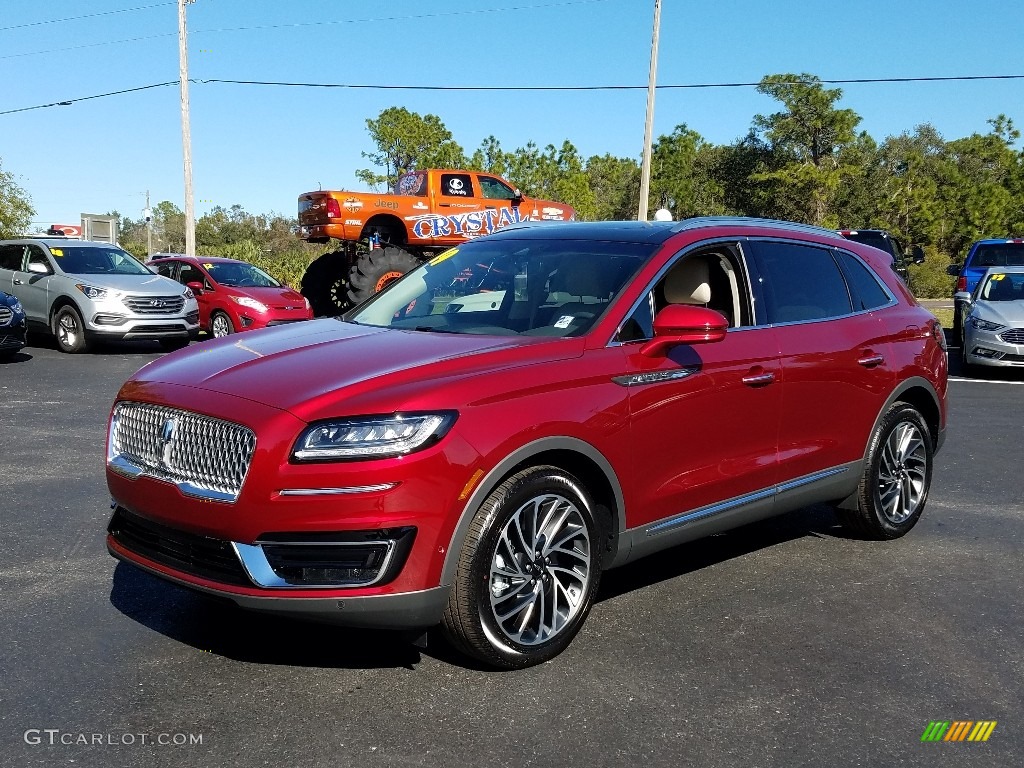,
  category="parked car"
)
[148,255,313,338]
[0,239,199,353]
[0,290,27,358]
[958,266,1024,372]
[946,238,1024,337]
[106,218,948,668]
[837,229,925,290]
